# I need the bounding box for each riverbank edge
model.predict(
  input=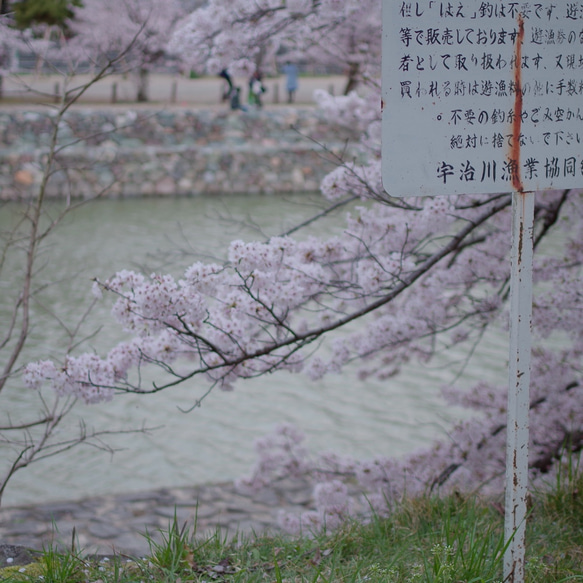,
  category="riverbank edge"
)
[0,106,359,201]
[0,478,370,563]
